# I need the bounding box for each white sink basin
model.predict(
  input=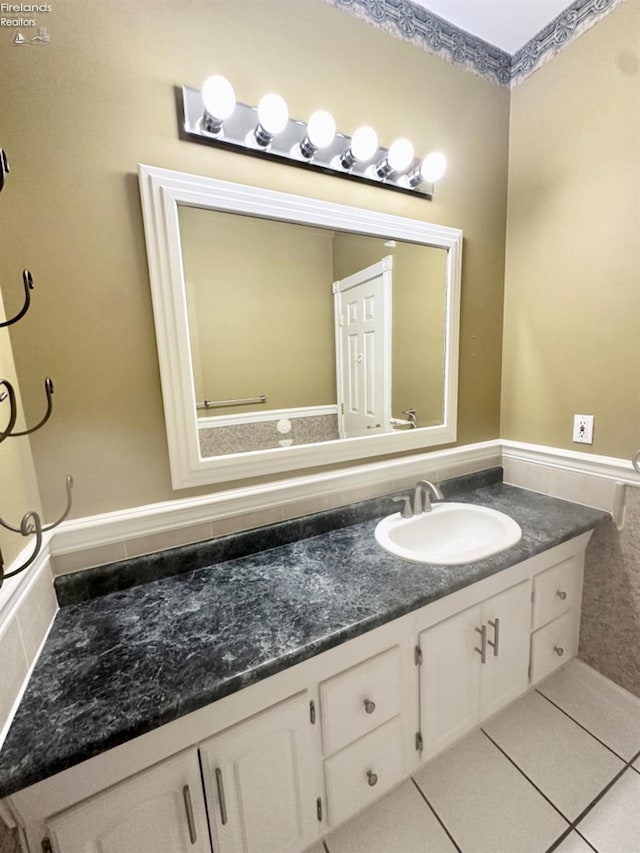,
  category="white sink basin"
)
[375,502,522,565]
